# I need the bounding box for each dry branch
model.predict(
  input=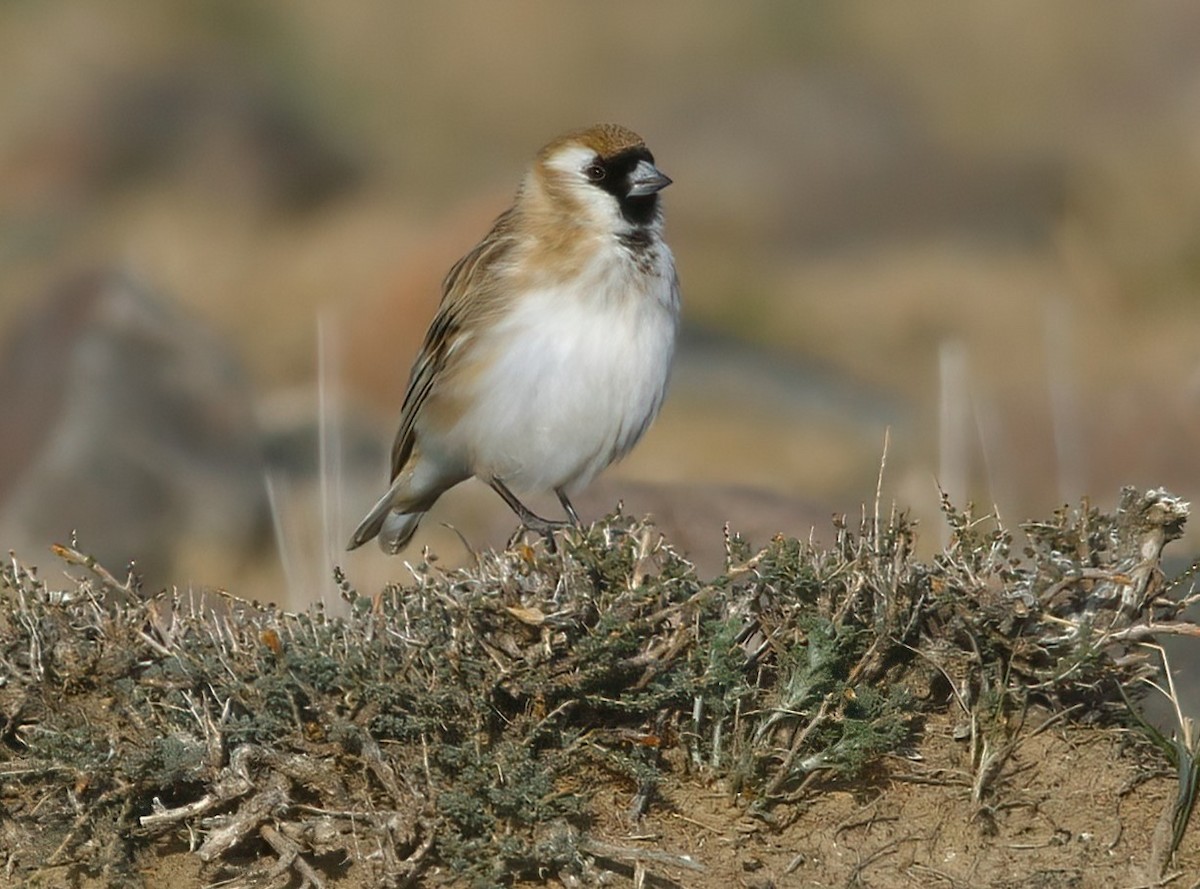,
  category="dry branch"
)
[0,489,1196,885]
